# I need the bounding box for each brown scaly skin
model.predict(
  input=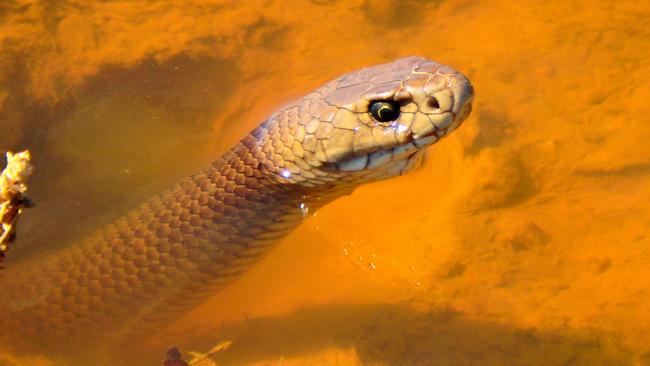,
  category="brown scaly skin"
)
[0,57,473,356]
